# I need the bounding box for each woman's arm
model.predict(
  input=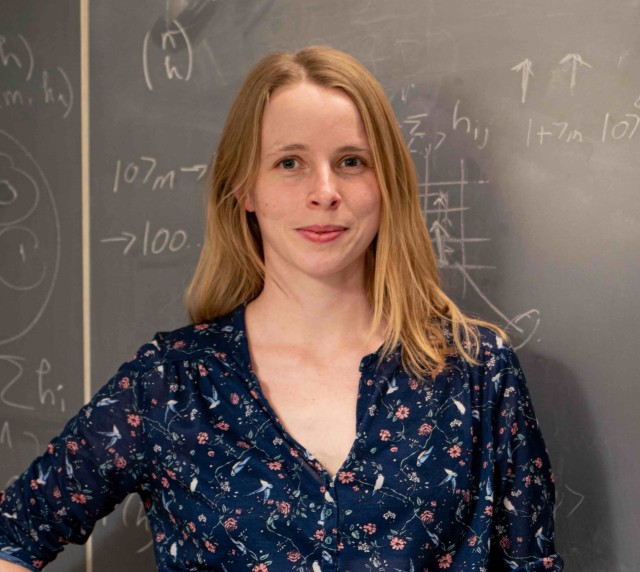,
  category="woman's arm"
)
[487,341,563,571]
[0,560,31,572]
[0,337,161,569]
